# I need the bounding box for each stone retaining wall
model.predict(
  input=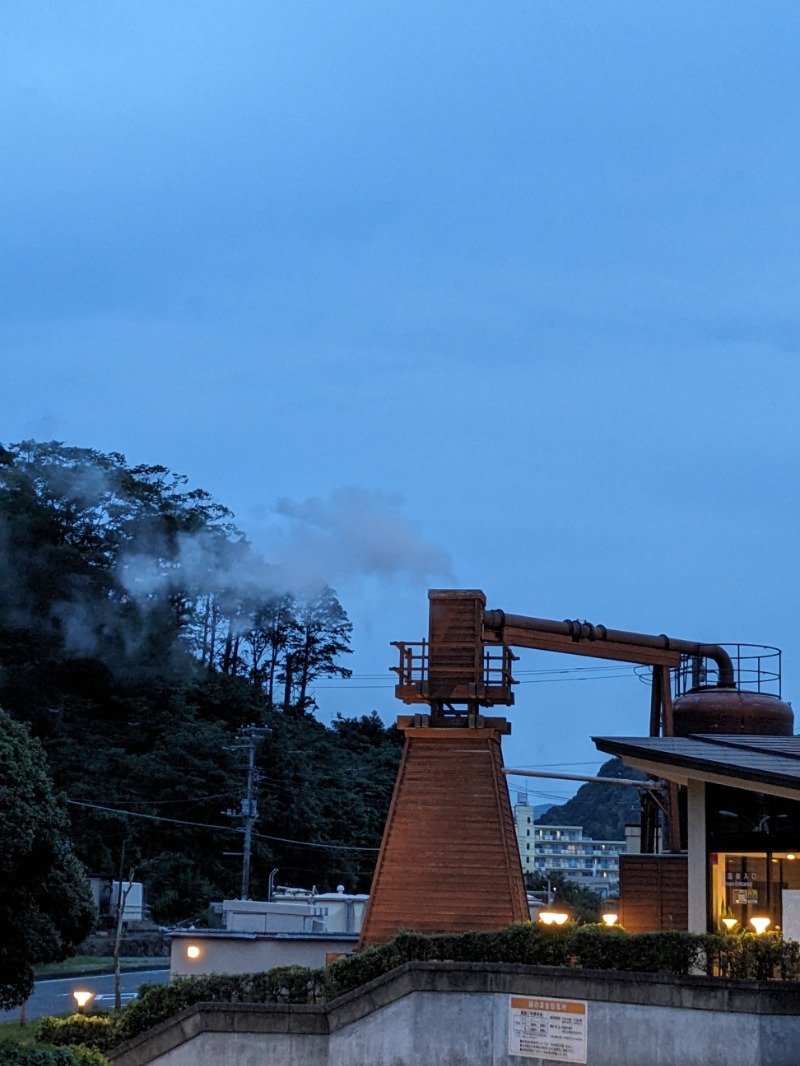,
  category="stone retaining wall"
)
[110,961,800,1066]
